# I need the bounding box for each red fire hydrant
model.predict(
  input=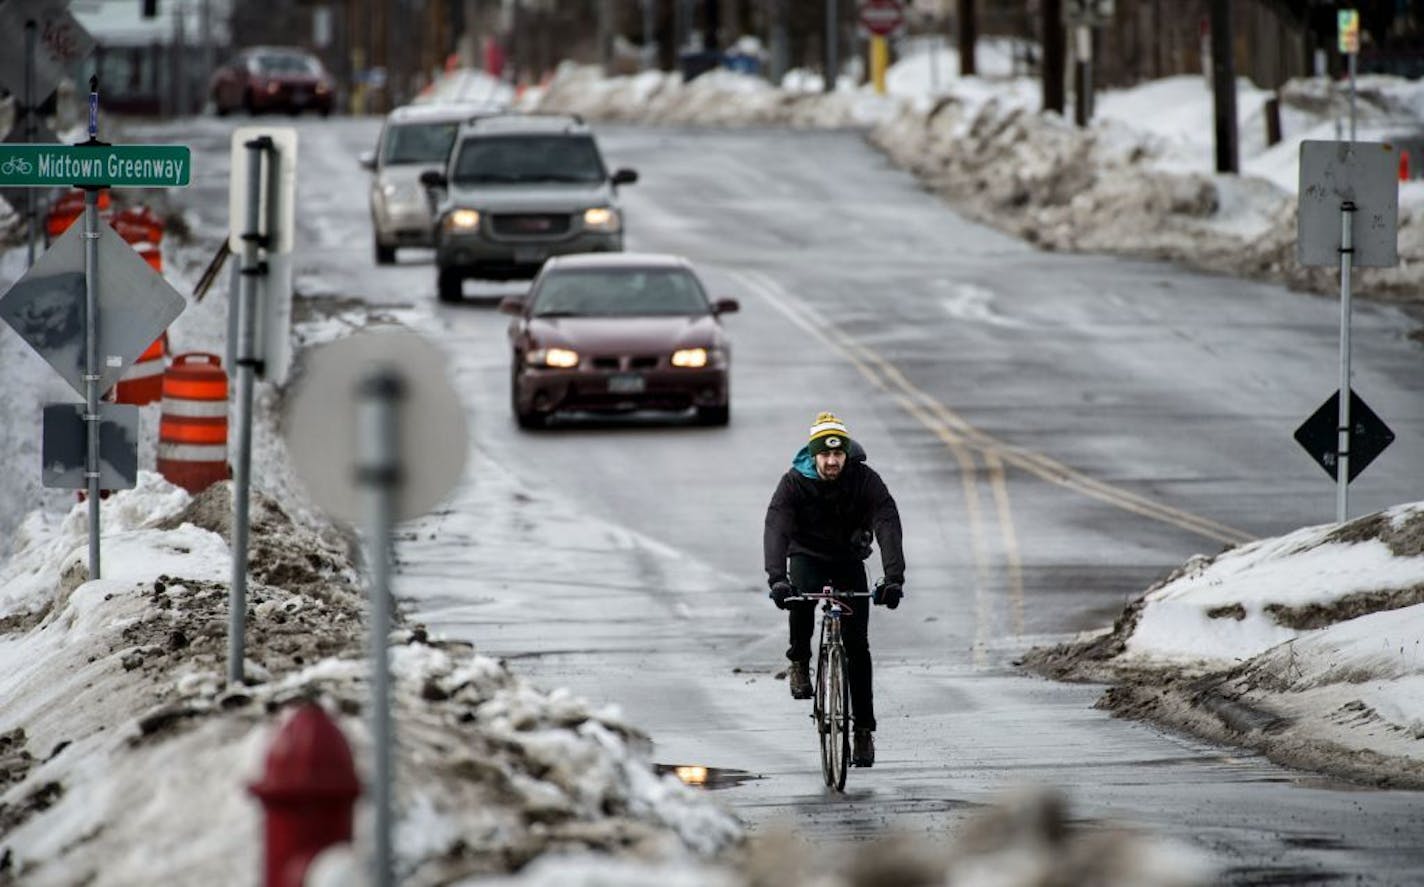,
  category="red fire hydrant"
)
[249,703,361,887]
